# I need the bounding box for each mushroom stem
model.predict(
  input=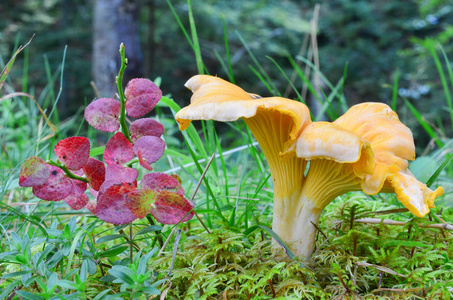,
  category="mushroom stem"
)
[272,160,364,259]
[245,111,368,259]
[272,192,321,259]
